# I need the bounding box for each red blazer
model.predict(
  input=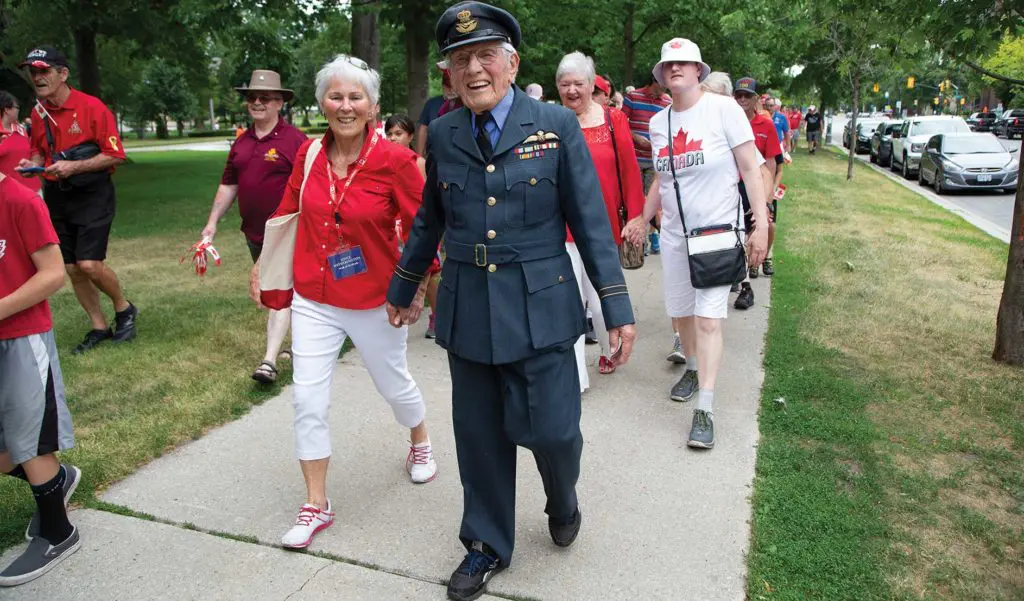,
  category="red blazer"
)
[271,129,425,310]
[568,107,646,246]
